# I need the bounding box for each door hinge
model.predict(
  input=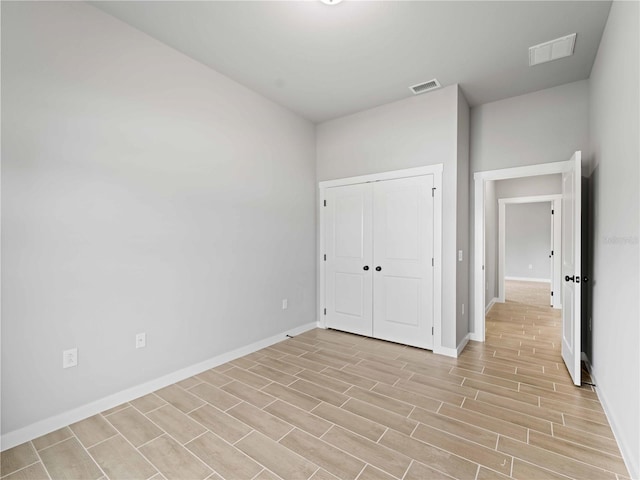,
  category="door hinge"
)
[431,258,434,267]
[324,308,326,315]
[551,291,554,296]
[323,200,326,207]
[432,187,436,197]
[432,327,434,335]
[551,250,554,256]
[324,254,326,261]
[551,209,554,215]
